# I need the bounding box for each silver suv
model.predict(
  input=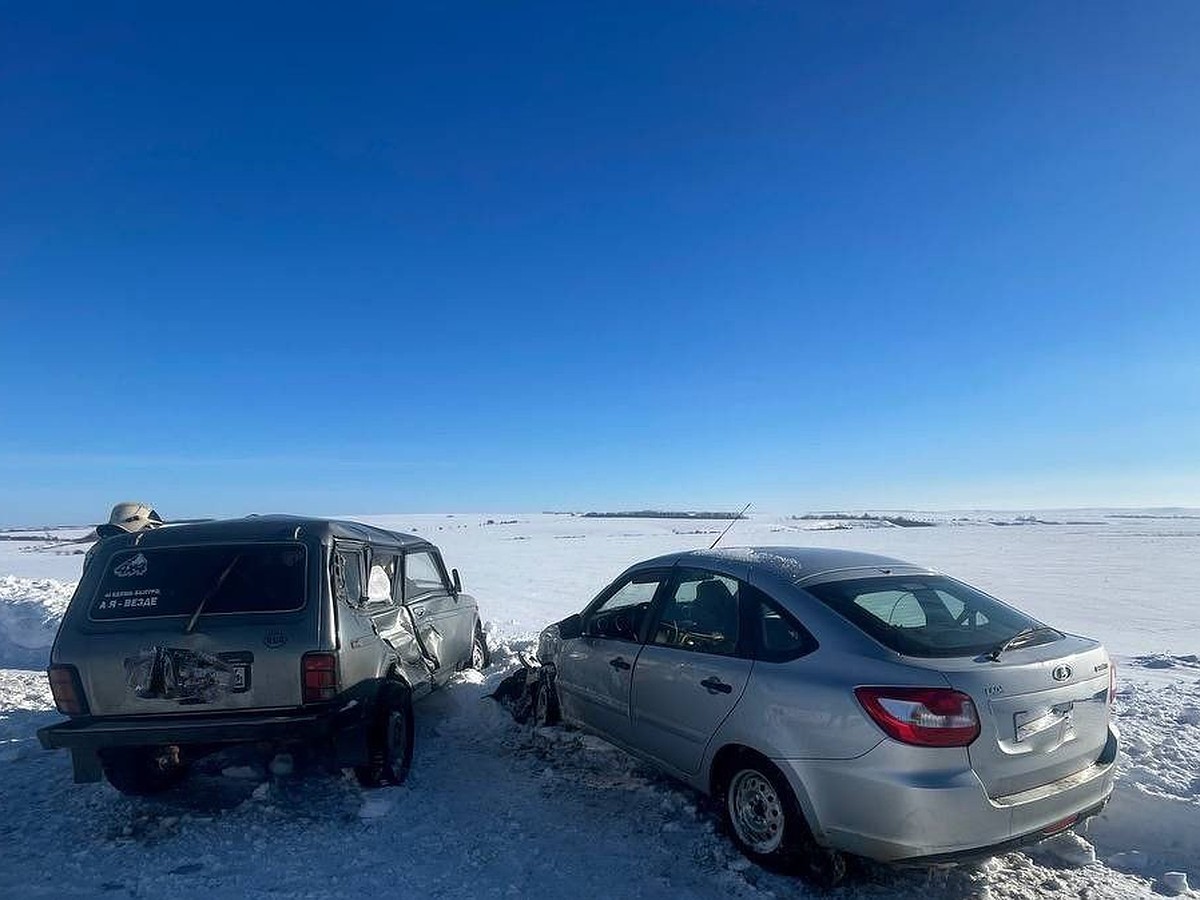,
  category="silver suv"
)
[39,515,488,794]
[533,547,1117,884]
